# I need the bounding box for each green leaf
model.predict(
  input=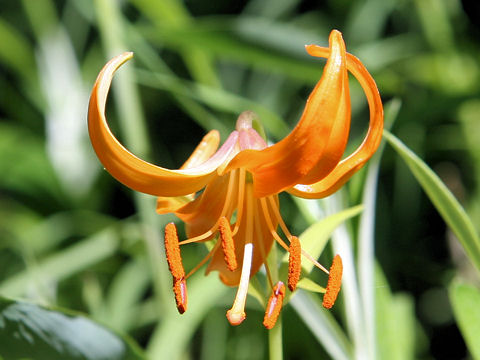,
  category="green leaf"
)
[139,23,323,84]
[296,205,363,274]
[0,228,119,297]
[384,130,480,272]
[375,264,417,360]
[247,275,266,307]
[0,17,36,81]
[102,257,151,332]
[135,69,289,139]
[449,281,480,360]
[0,123,63,202]
[291,291,352,360]
[0,297,145,360]
[296,278,325,293]
[146,273,228,360]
